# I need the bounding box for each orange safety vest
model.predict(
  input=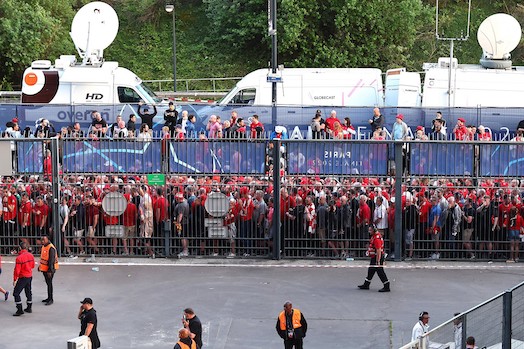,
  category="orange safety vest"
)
[39,243,59,272]
[279,309,302,331]
[176,339,196,349]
